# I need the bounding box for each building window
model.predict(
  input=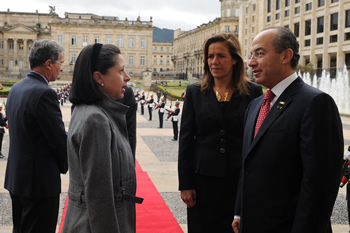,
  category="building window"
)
[95,37,100,43]
[9,41,14,50]
[141,38,146,48]
[330,35,338,43]
[160,47,163,51]
[345,32,350,40]
[129,56,134,65]
[129,38,134,48]
[235,8,239,17]
[305,3,312,11]
[267,0,271,13]
[83,36,88,46]
[346,10,350,28]
[318,0,324,7]
[118,37,123,47]
[276,13,280,20]
[72,36,77,45]
[285,0,290,7]
[267,16,271,22]
[285,10,290,17]
[0,41,3,50]
[295,6,300,14]
[331,0,338,2]
[18,41,24,50]
[293,22,299,35]
[167,47,170,52]
[140,56,145,66]
[167,60,170,65]
[317,17,324,33]
[71,54,76,65]
[154,60,157,65]
[304,39,311,47]
[225,25,230,32]
[154,47,157,51]
[253,4,256,11]
[295,0,300,3]
[330,13,338,31]
[106,37,112,44]
[276,0,281,10]
[316,37,323,45]
[226,8,231,17]
[305,20,311,36]
[58,35,63,45]
[160,60,163,65]
[0,59,3,66]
